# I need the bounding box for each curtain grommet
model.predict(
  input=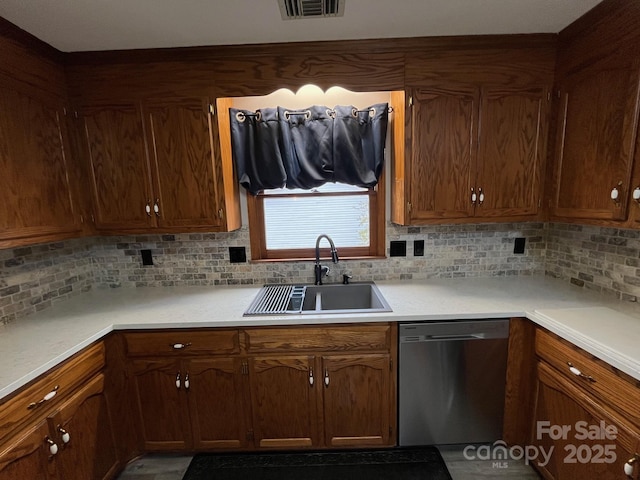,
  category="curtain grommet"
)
[284,110,290,120]
[235,111,246,123]
[255,111,262,121]
[351,107,358,118]
[369,107,376,118]
[305,110,311,120]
